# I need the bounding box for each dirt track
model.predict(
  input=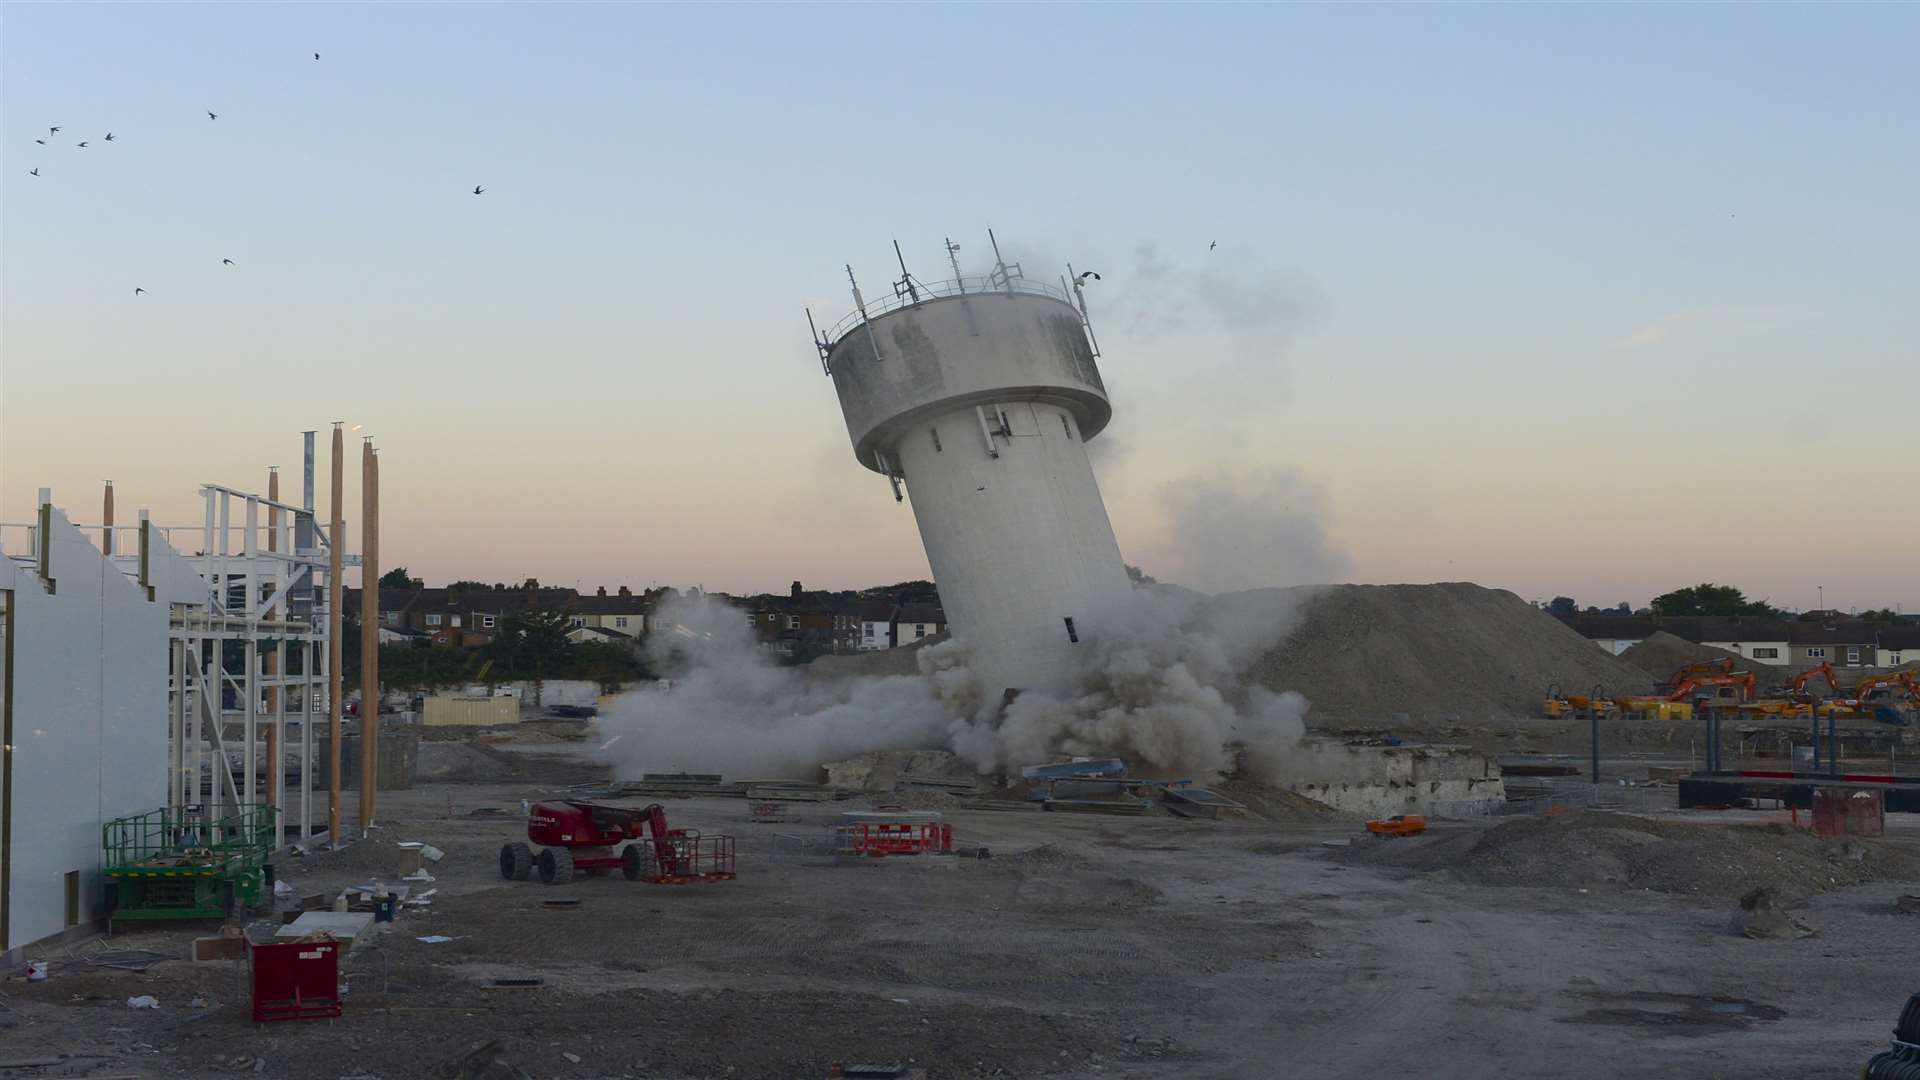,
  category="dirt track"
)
[4,750,1918,1079]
